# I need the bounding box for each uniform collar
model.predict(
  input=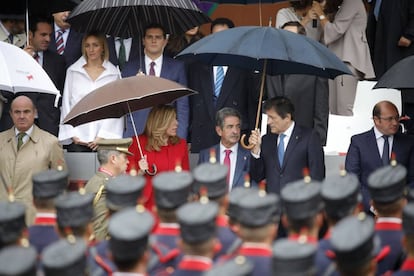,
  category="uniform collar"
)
[178,255,212,271]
